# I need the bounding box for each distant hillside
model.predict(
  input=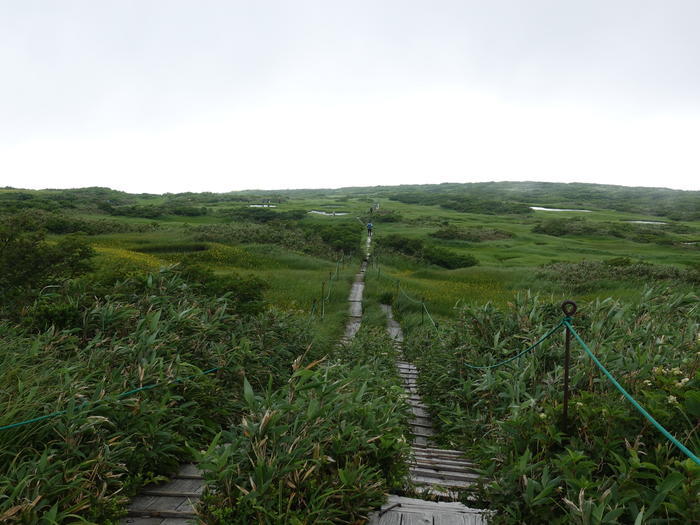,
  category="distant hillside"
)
[2,181,699,220]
